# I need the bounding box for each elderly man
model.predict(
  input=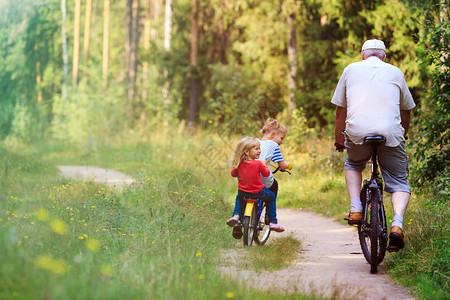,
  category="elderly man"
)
[331,39,415,251]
